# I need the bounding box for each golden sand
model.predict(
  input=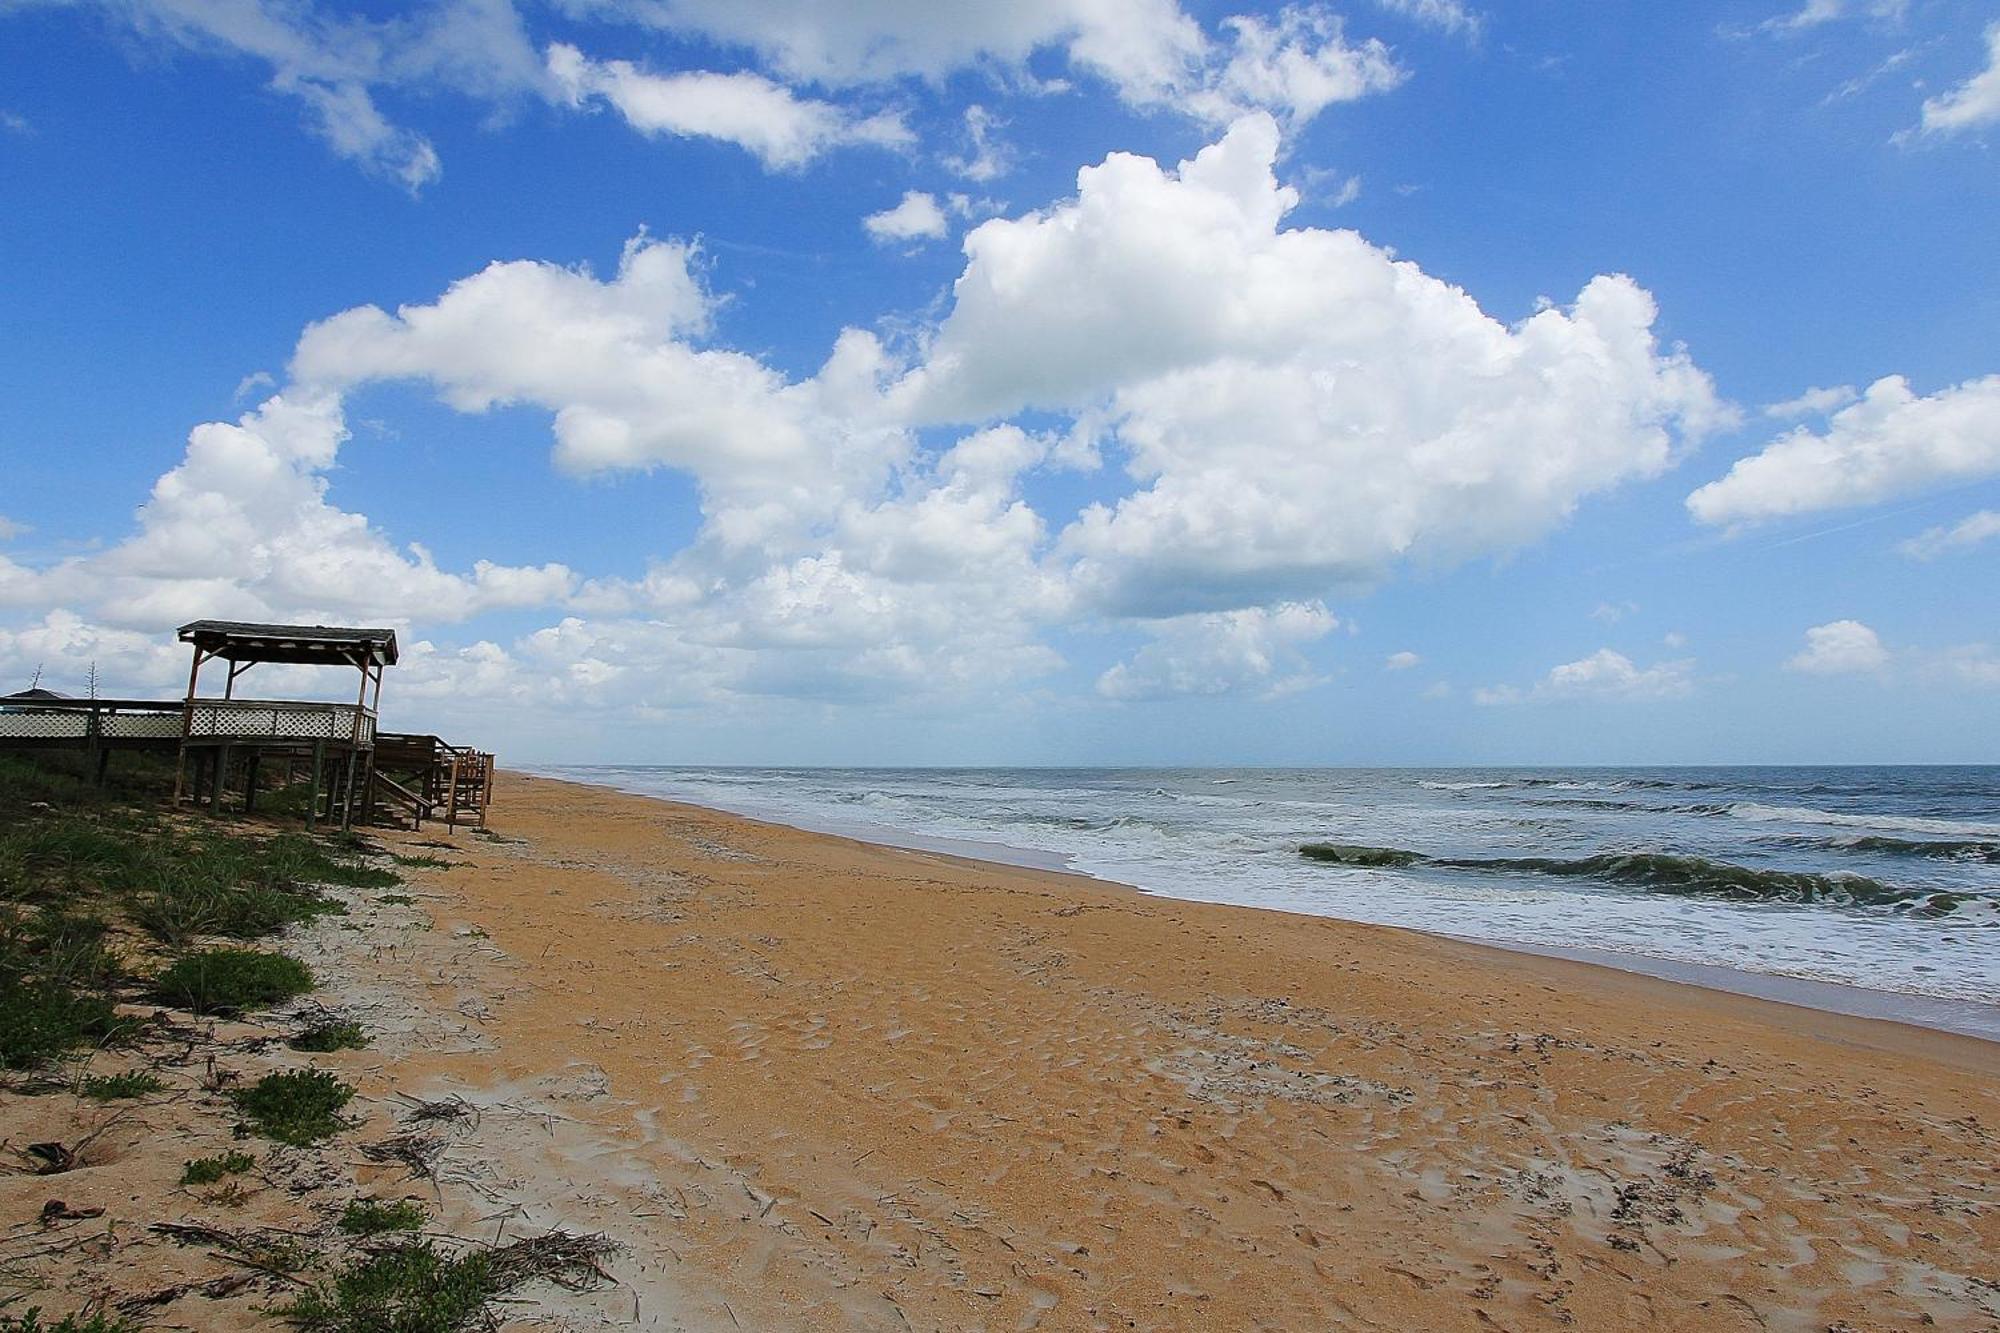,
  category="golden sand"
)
[6,770,1997,1330]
